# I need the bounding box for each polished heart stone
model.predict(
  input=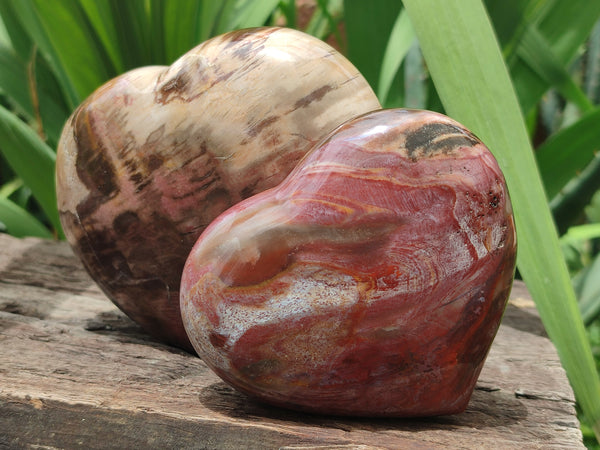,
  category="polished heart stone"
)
[56,27,381,352]
[180,108,517,416]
